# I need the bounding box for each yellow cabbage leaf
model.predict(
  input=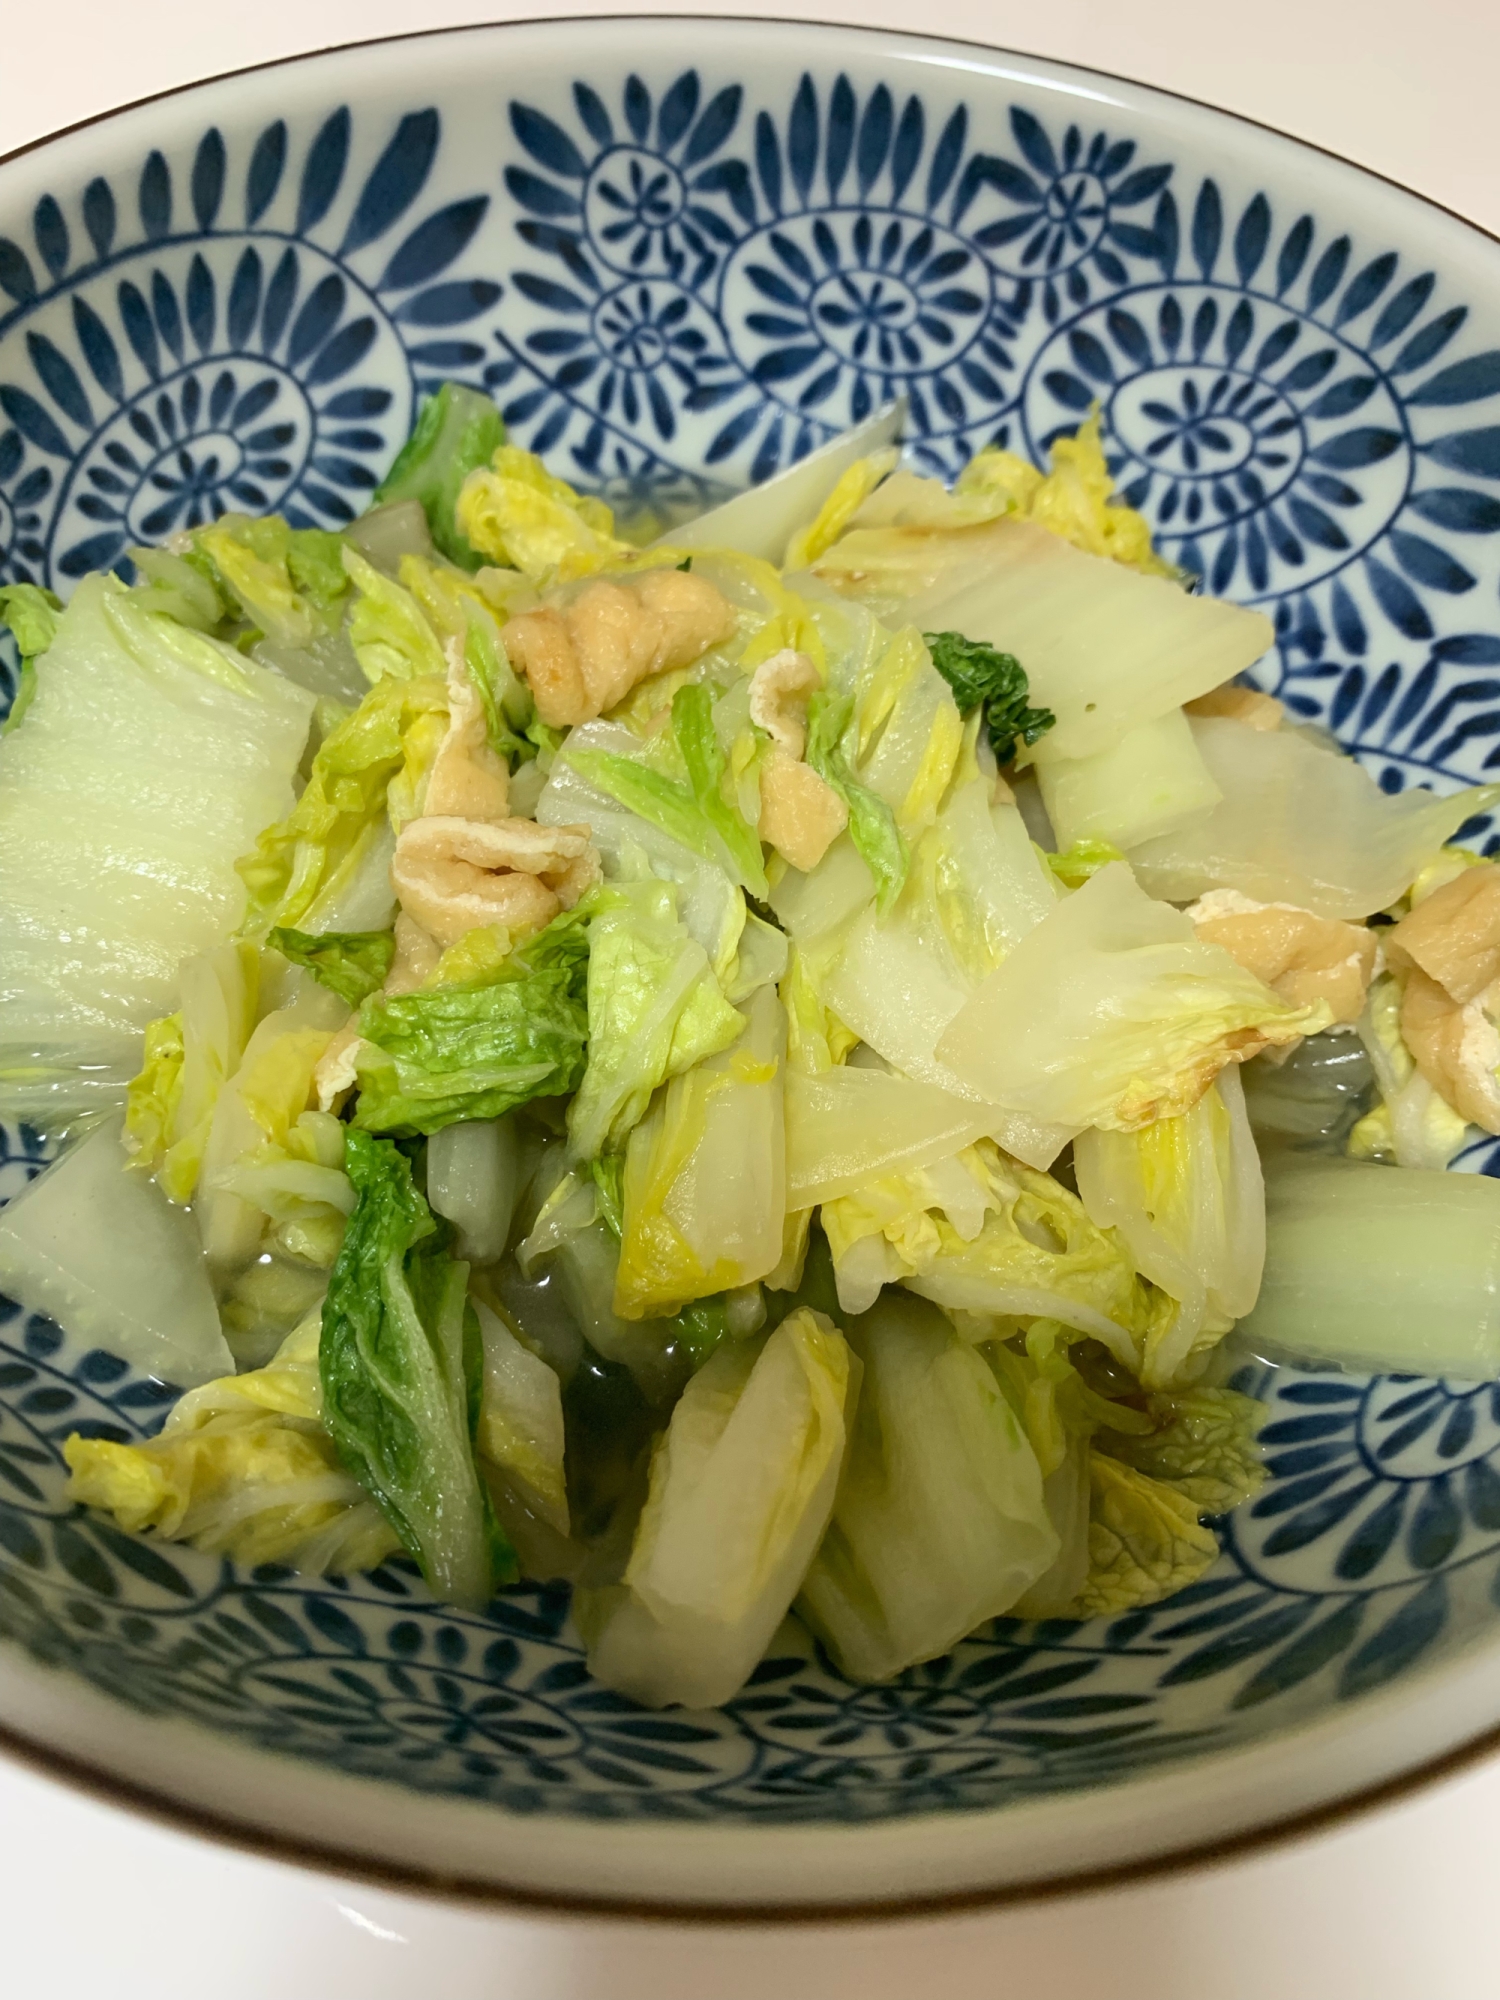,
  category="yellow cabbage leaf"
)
[784,447,900,570]
[1096,1386,1267,1516]
[63,1313,400,1573]
[1064,1453,1220,1618]
[456,444,628,582]
[236,672,448,935]
[957,412,1177,578]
